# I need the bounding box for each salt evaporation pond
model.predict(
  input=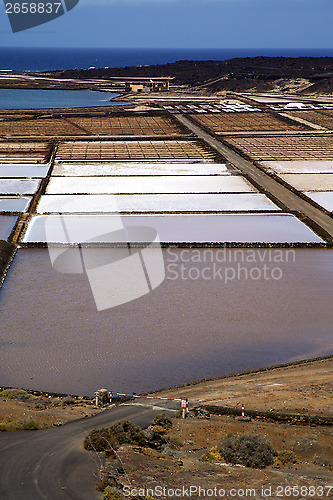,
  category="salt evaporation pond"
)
[0,215,17,239]
[304,192,333,212]
[53,162,229,176]
[37,193,279,213]
[46,176,255,195]
[0,165,50,178]
[24,214,324,244]
[0,179,40,195]
[280,174,333,191]
[261,160,333,174]
[0,197,31,213]
[0,248,332,395]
